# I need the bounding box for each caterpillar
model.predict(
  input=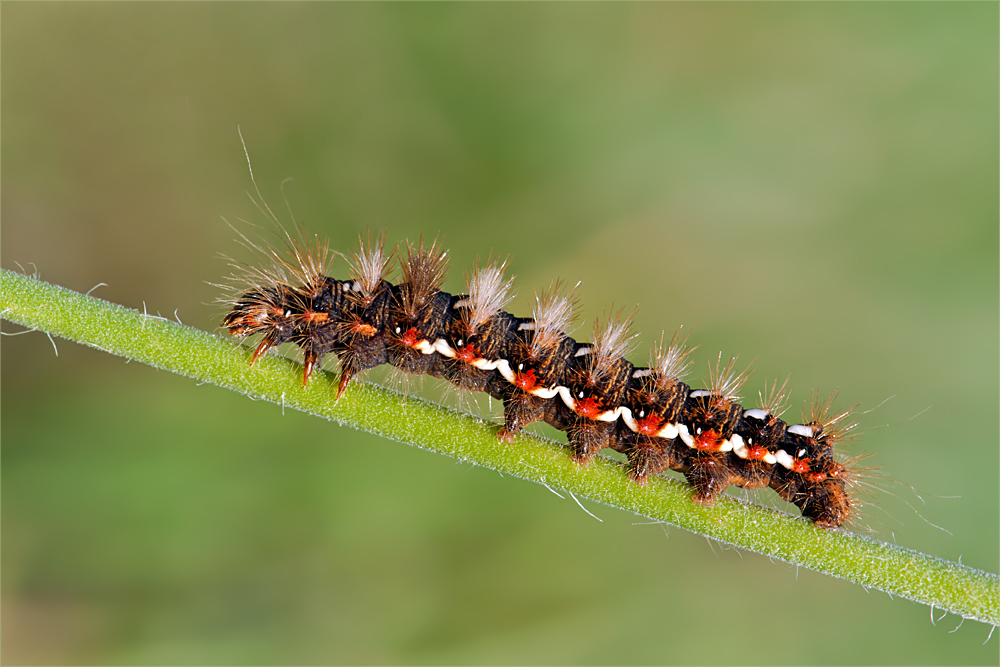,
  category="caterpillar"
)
[223,233,861,528]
